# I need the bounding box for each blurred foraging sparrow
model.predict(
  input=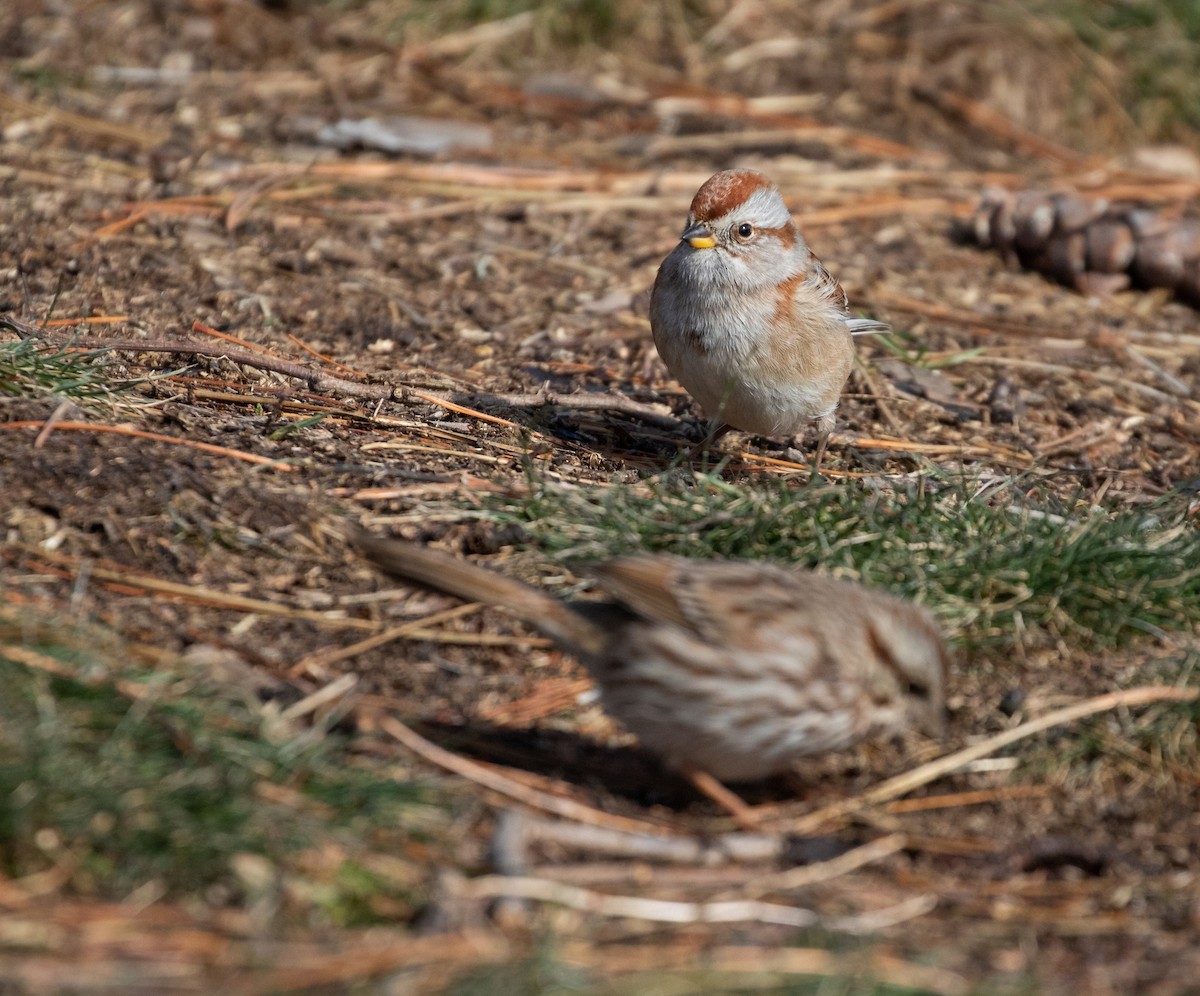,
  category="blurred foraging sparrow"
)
[356,533,949,827]
[650,169,888,466]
